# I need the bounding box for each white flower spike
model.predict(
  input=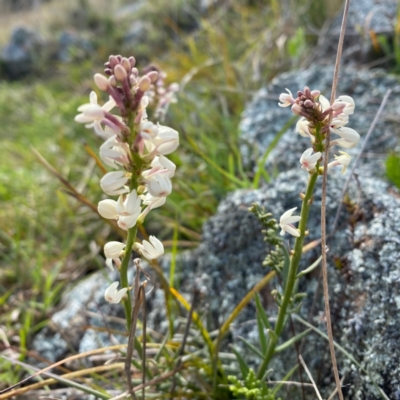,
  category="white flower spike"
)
[300,148,322,172]
[279,207,301,237]
[104,282,128,304]
[134,235,164,259]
